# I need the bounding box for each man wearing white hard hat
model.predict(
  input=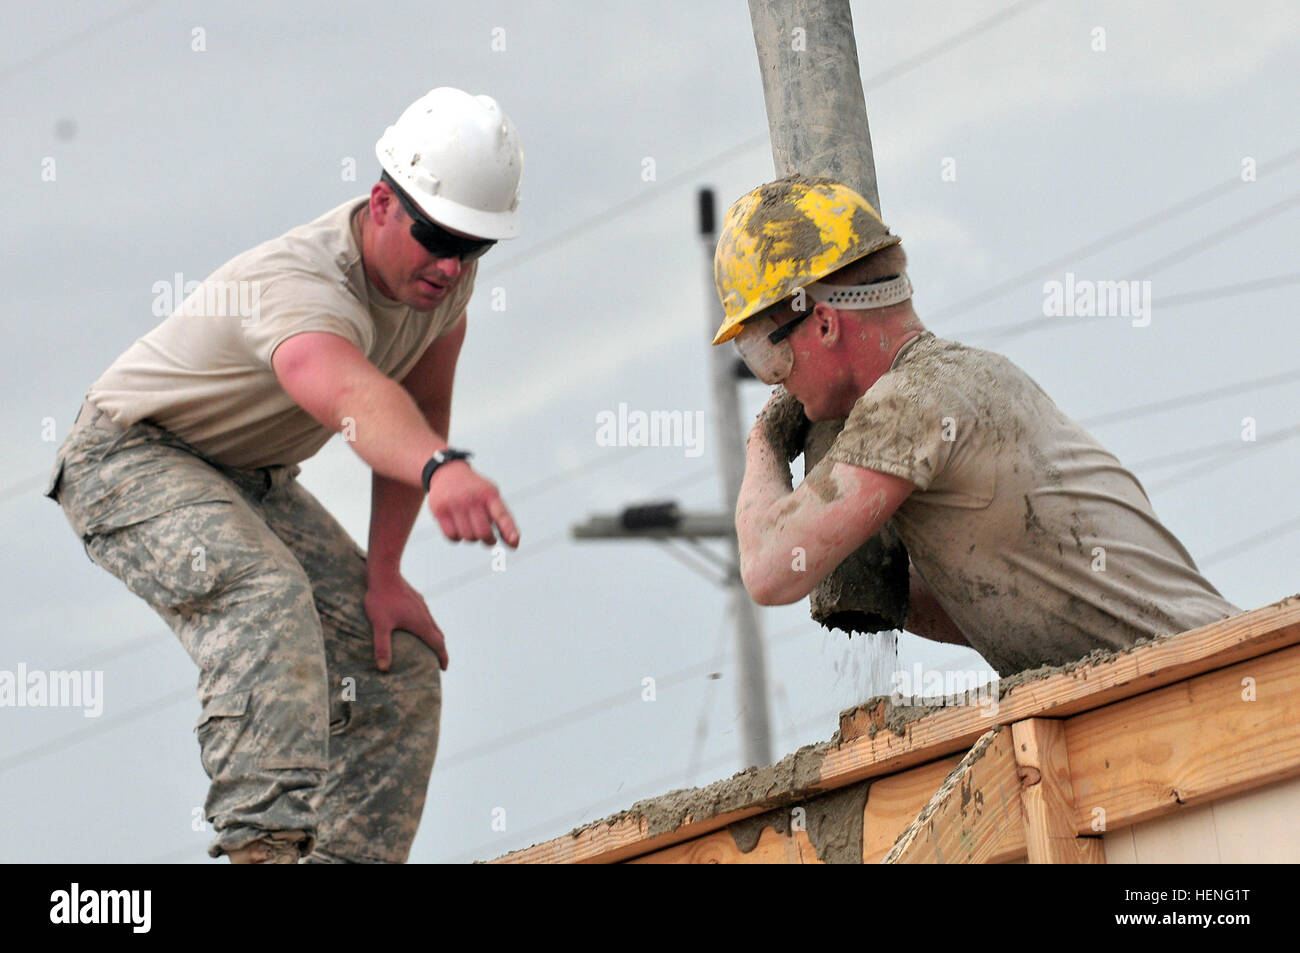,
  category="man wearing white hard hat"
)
[43,88,523,863]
